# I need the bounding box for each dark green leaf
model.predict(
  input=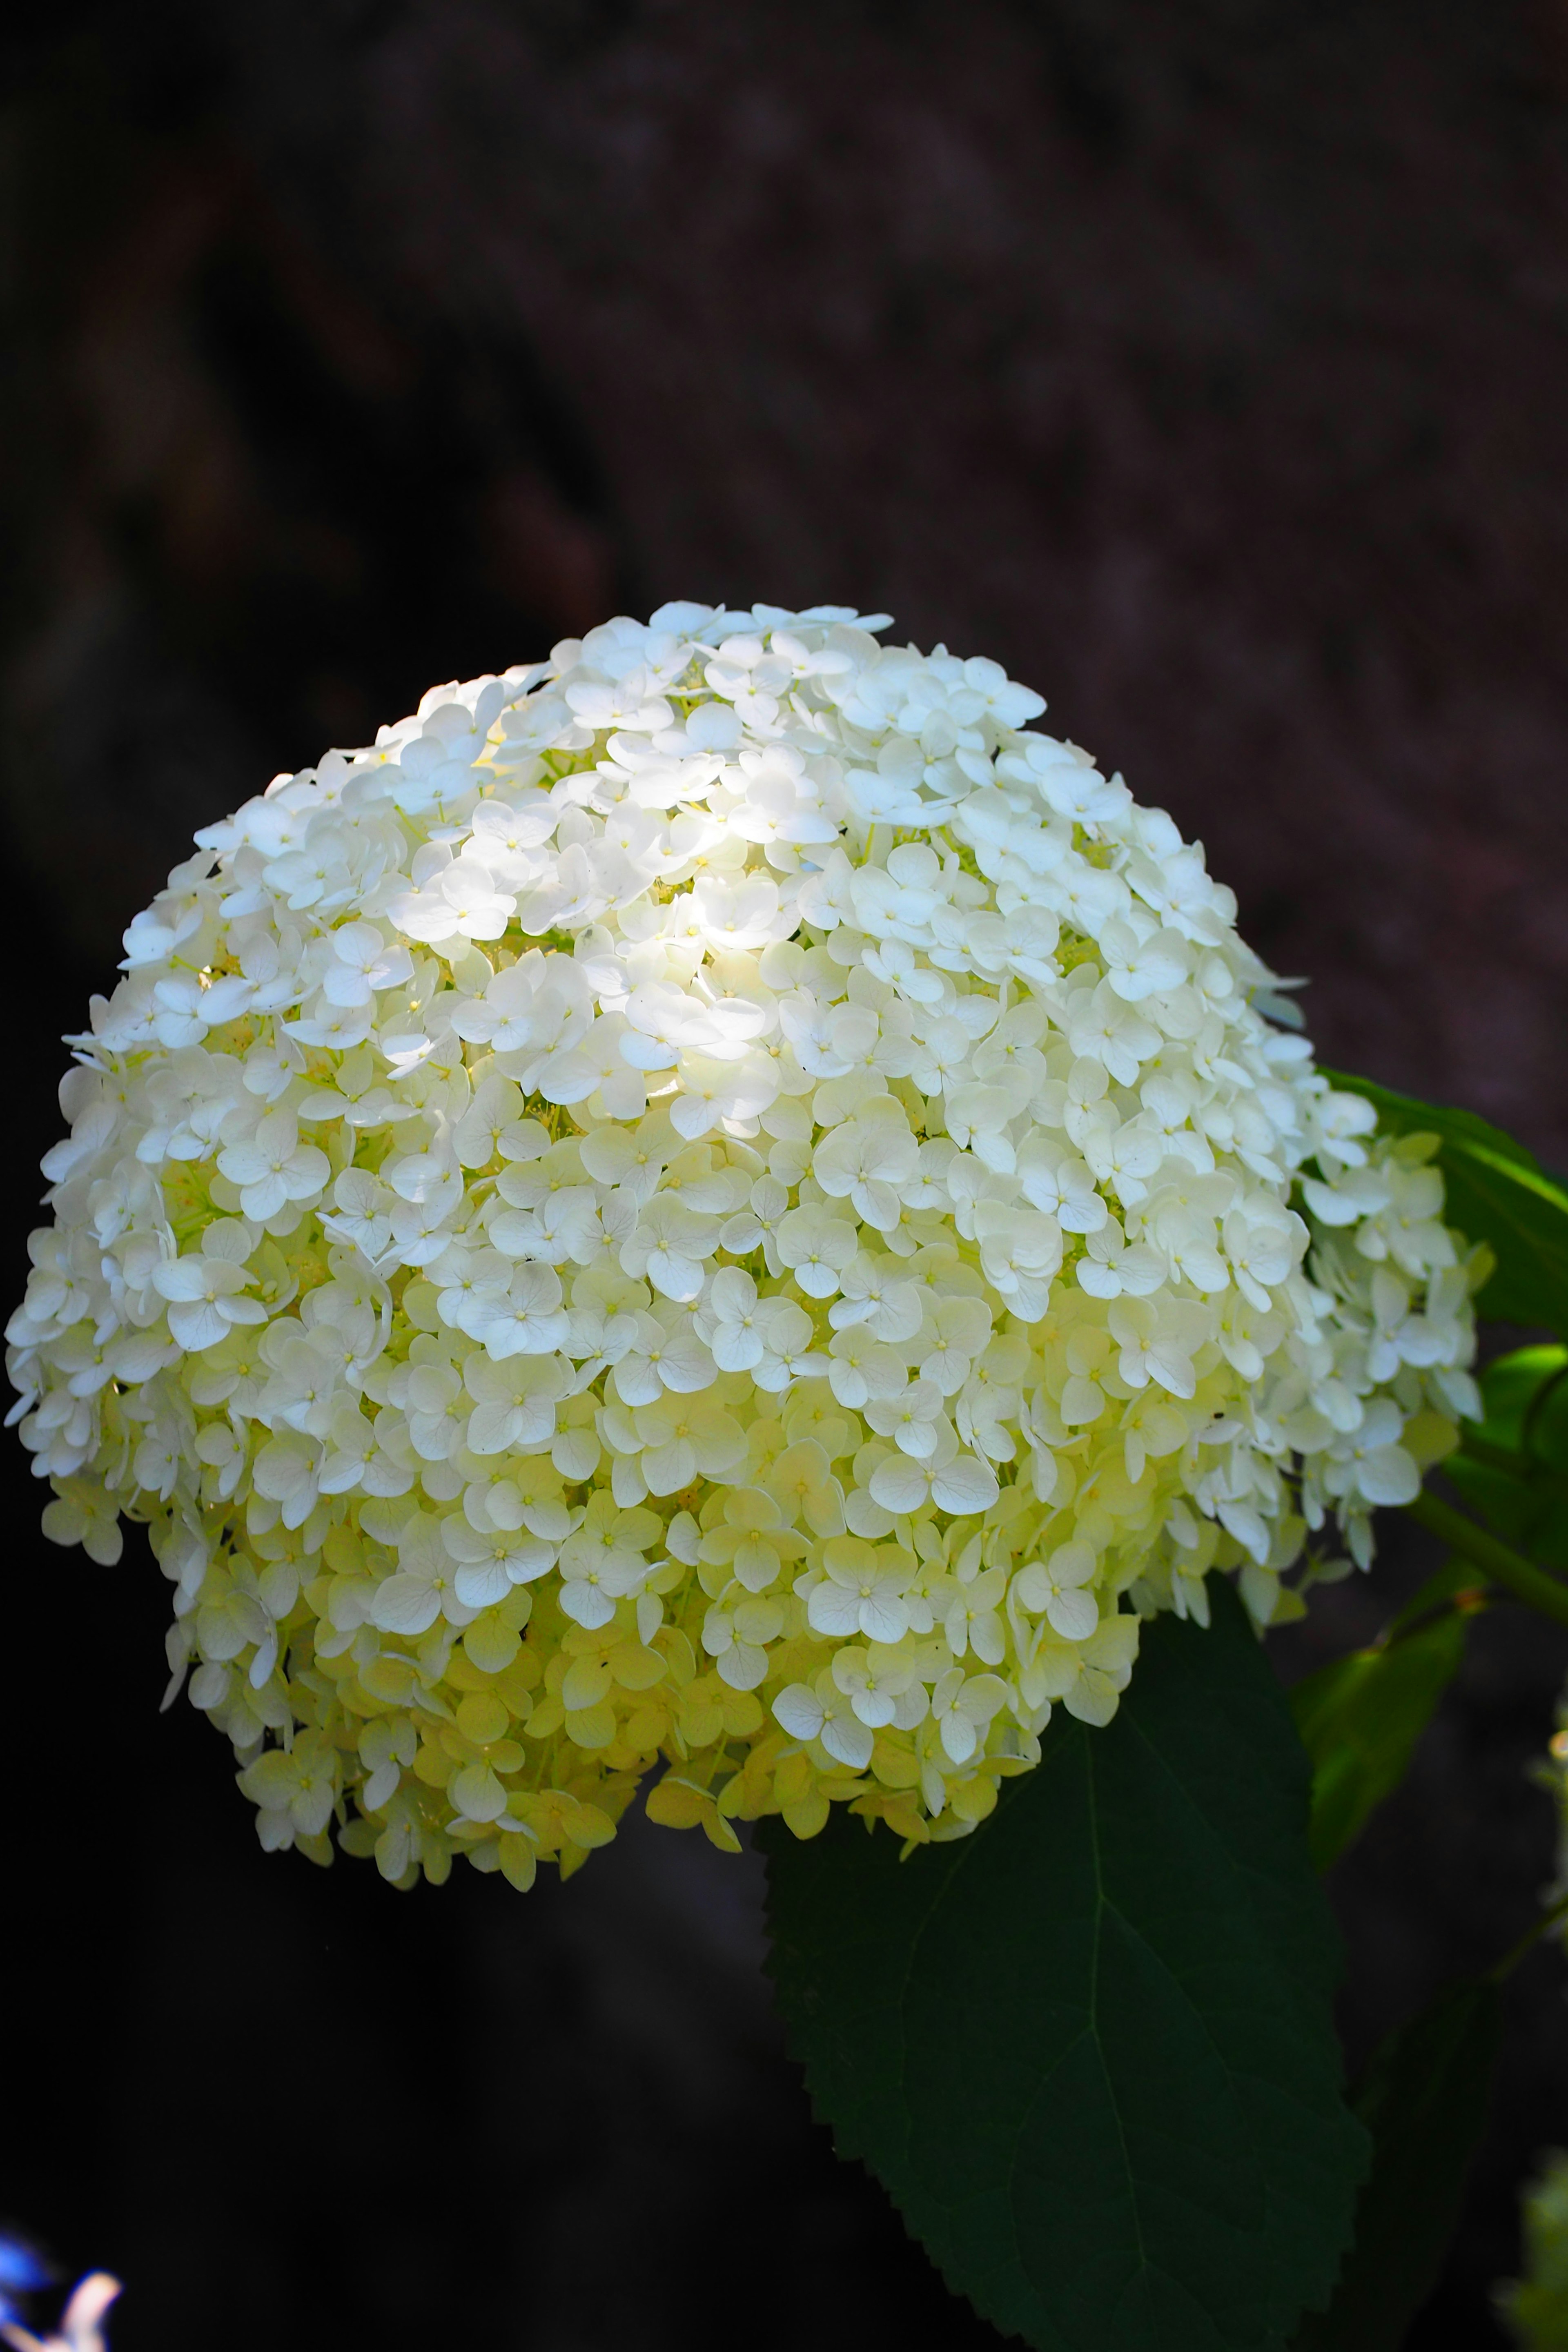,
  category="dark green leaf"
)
[1448,1345,1568,1572]
[1292,1980,1502,2352]
[1528,1362,1568,1470]
[1472,1345,1568,1457]
[1321,1071,1568,1336]
[1289,1606,1469,1873]
[763,1582,1367,2351]
[1447,1455,1568,1571]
